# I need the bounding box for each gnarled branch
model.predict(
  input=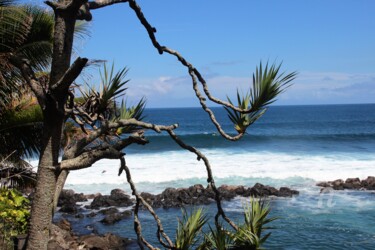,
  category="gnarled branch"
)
[60,146,123,171]
[120,156,173,249]
[51,57,88,93]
